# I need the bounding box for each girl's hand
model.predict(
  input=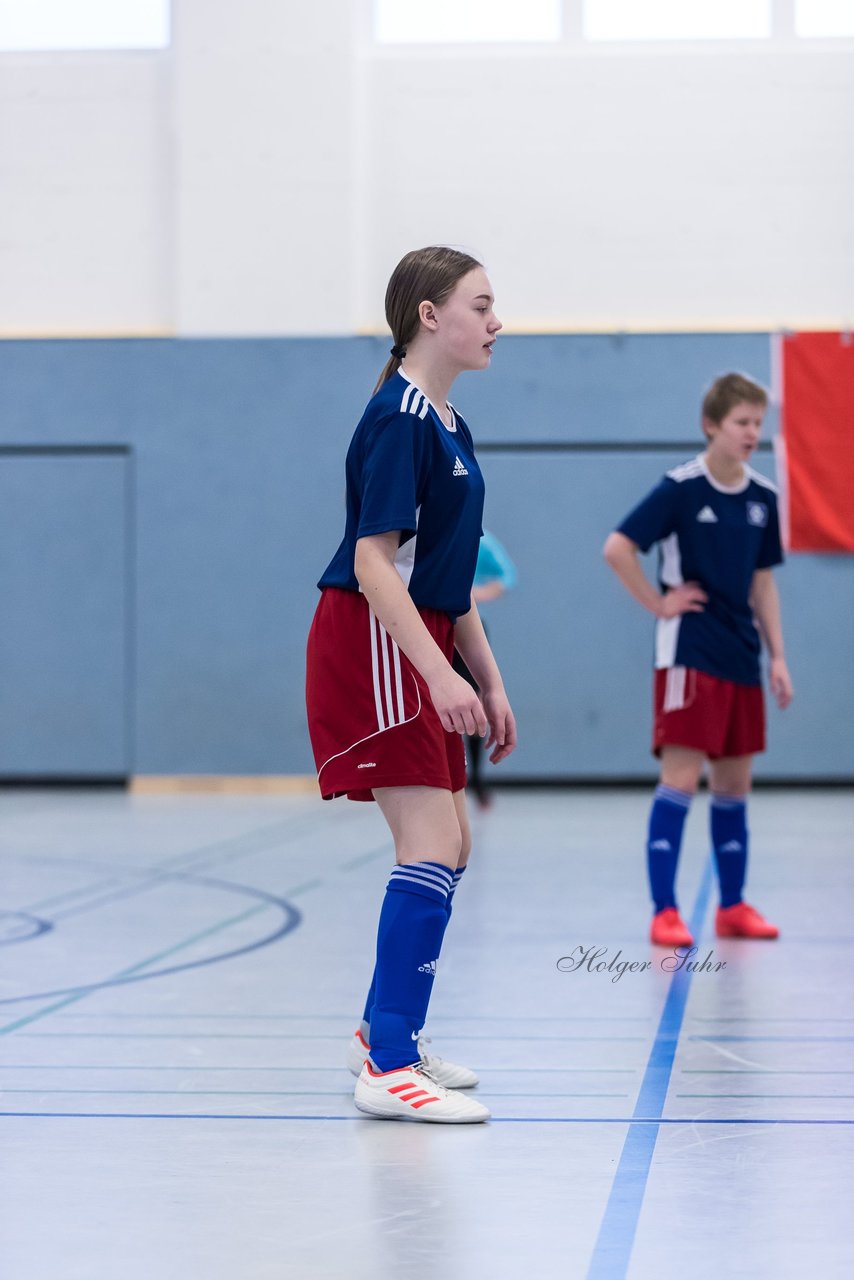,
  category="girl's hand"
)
[481,689,518,764]
[428,670,489,737]
[769,657,794,710]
